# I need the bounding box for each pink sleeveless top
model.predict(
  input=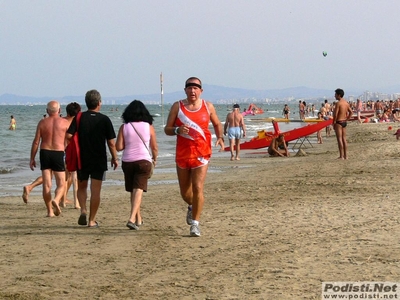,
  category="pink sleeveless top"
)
[122,122,152,163]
